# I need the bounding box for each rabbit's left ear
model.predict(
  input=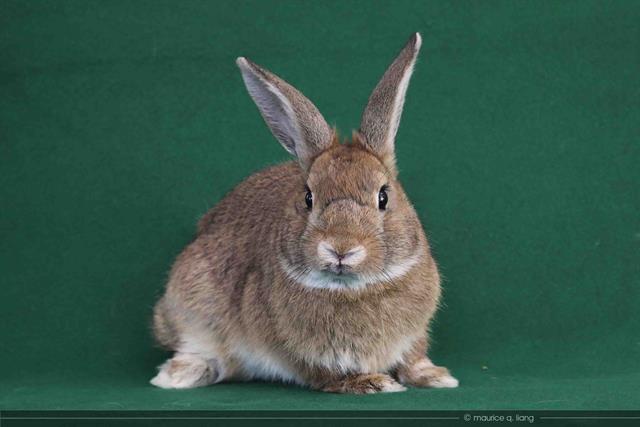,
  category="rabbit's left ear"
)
[237,57,333,171]
[359,33,422,173]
